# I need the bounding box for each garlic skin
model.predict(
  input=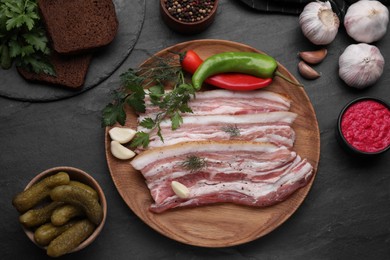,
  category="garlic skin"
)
[299,49,328,64]
[339,43,384,89]
[299,1,340,45]
[298,61,321,80]
[344,0,389,43]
